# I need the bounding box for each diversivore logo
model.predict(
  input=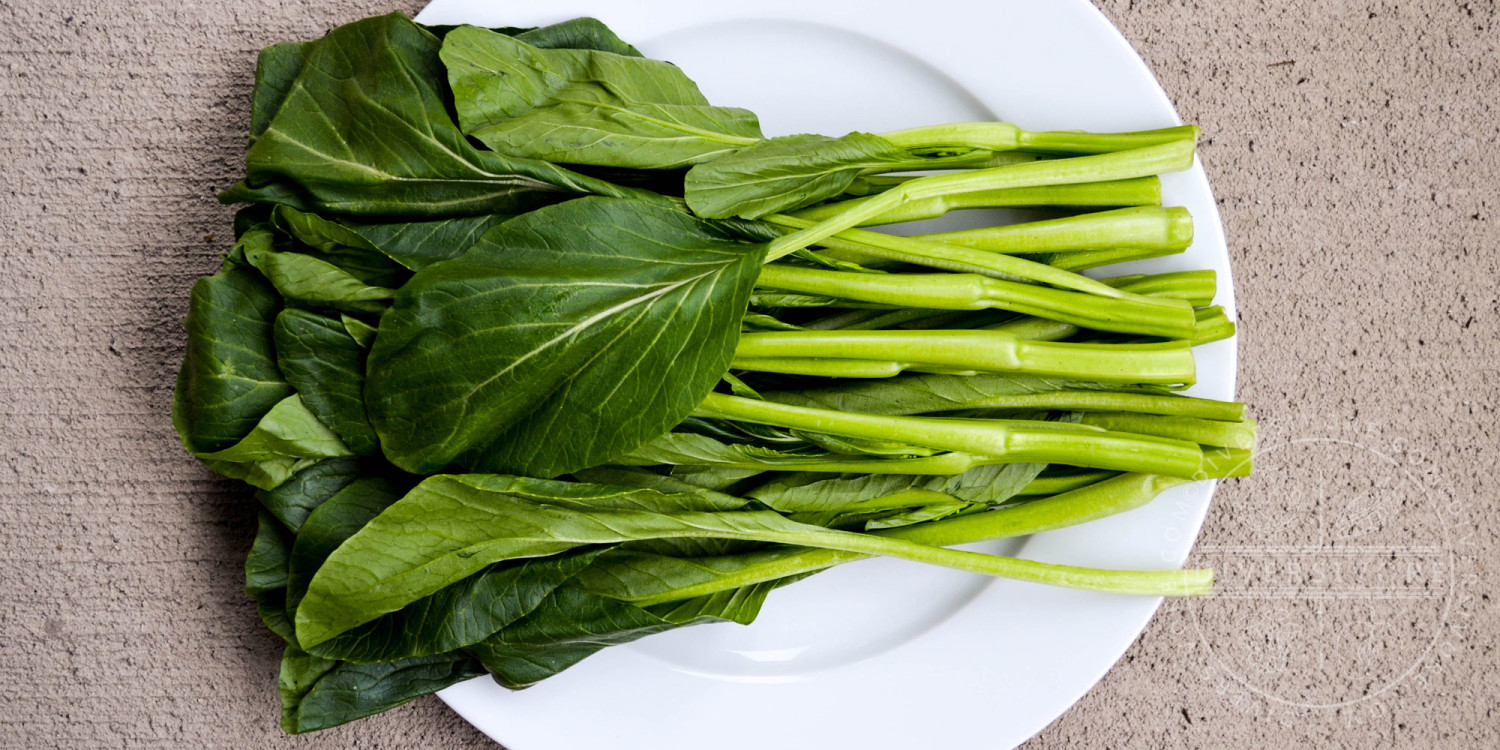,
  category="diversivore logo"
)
[1185,437,1456,708]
